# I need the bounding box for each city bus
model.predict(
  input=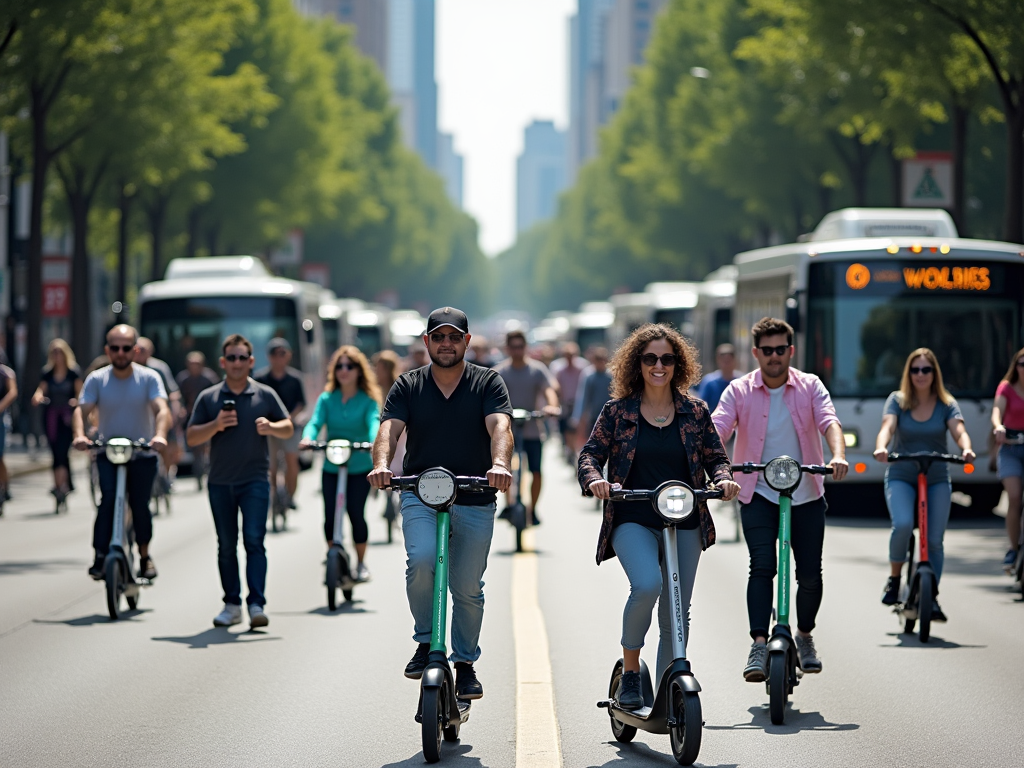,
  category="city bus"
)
[570,302,615,354]
[692,265,736,371]
[732,208,1023,514]
[609,282,701,351]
